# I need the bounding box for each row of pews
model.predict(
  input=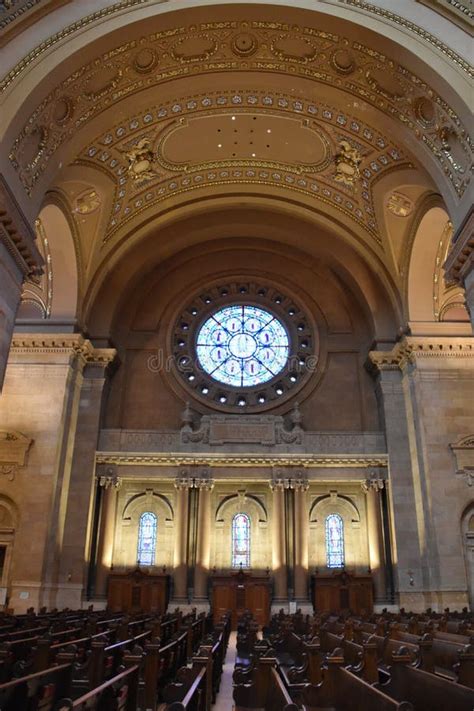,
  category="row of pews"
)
[232,608,474,711]
[0,606,231,710]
